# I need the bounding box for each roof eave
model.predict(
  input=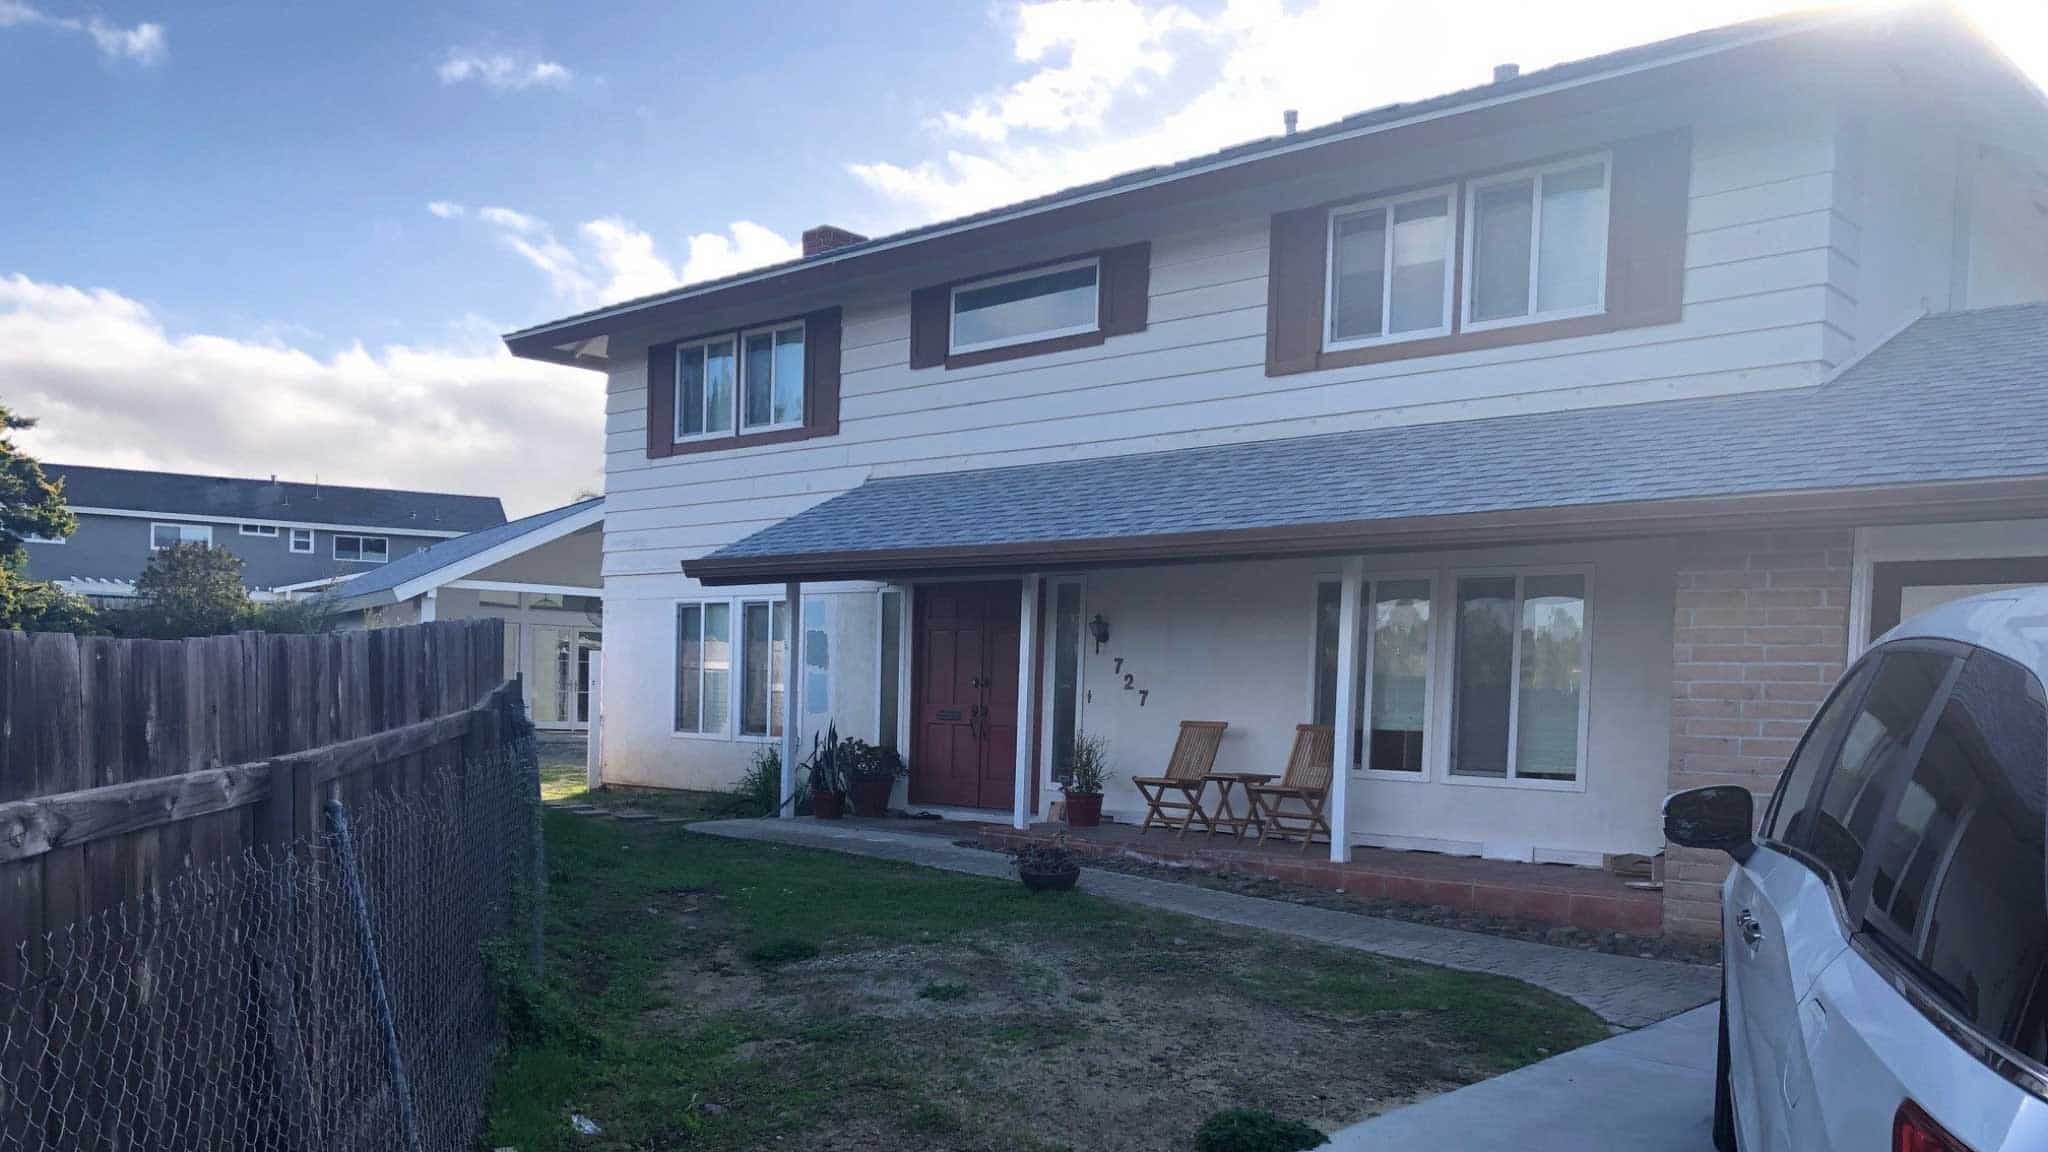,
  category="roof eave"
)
[682,476,2048,586]
[503,8,1864,365]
